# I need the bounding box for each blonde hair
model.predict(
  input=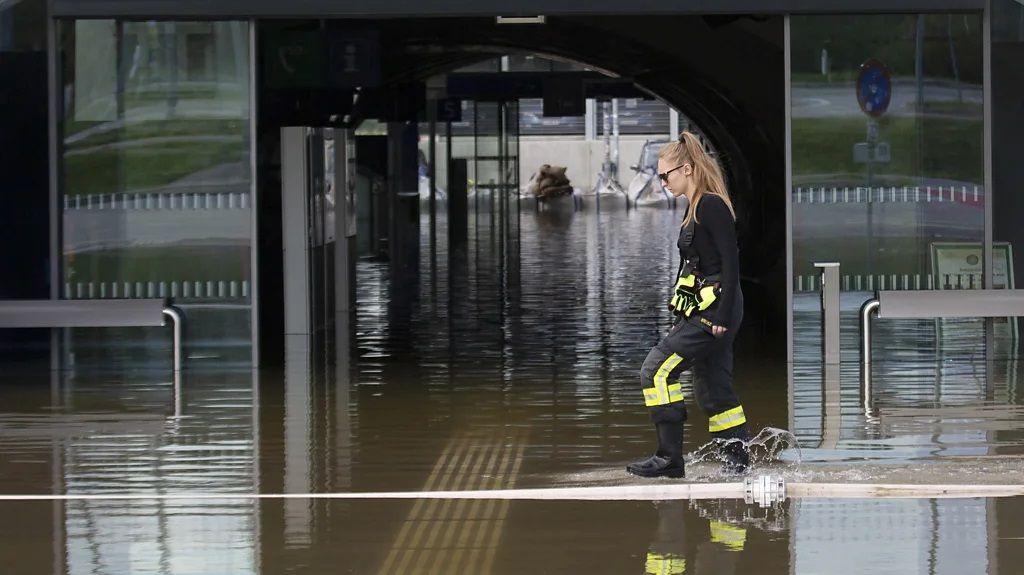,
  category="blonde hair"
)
[659,131,735,228]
